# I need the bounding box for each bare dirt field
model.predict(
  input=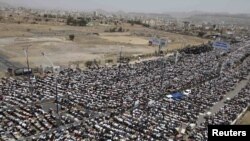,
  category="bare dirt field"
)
[0,71,5,78]
[0,23,208,71]
[238,111,250,125]
[100,35,148,45]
